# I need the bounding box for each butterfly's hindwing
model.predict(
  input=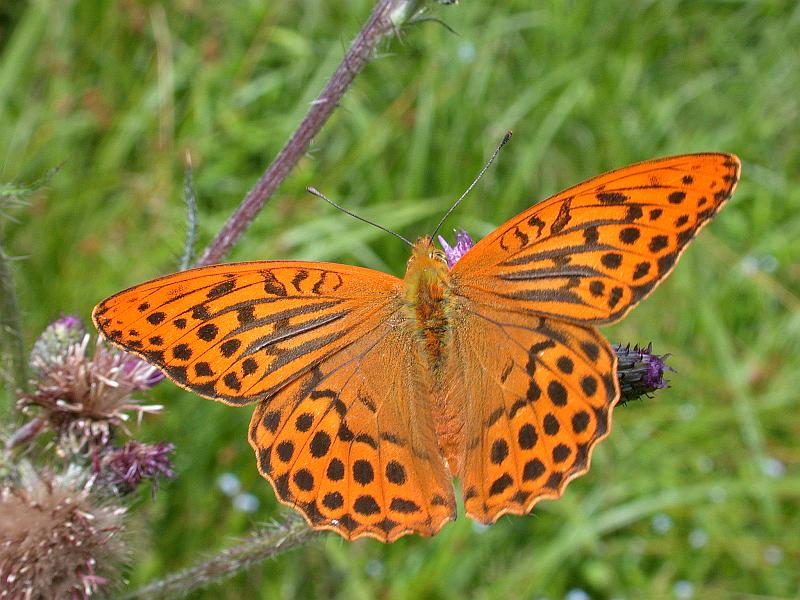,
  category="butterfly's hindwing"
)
[249,314,456,542]
[444,300,617,522]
